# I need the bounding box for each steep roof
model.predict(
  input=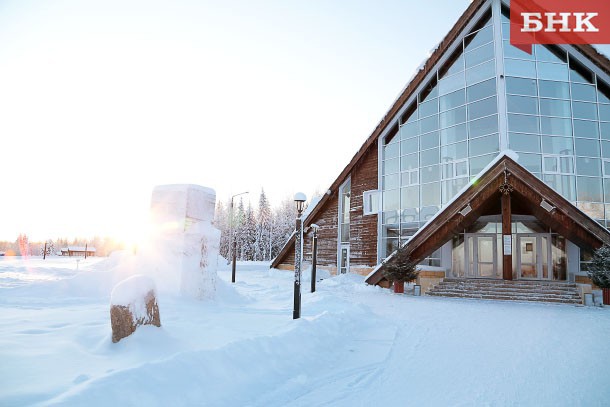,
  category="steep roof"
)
[271,0,610,270]
[365,153,610,285]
